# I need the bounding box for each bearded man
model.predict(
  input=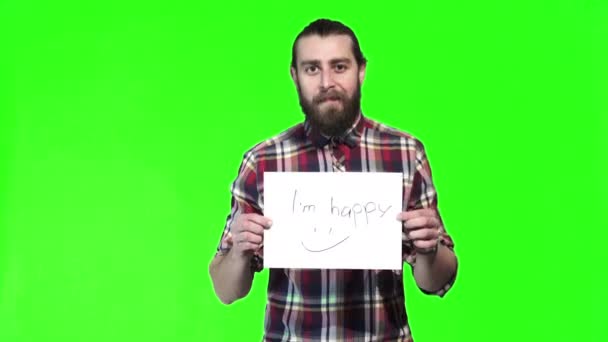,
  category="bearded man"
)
[209,18,458,342]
